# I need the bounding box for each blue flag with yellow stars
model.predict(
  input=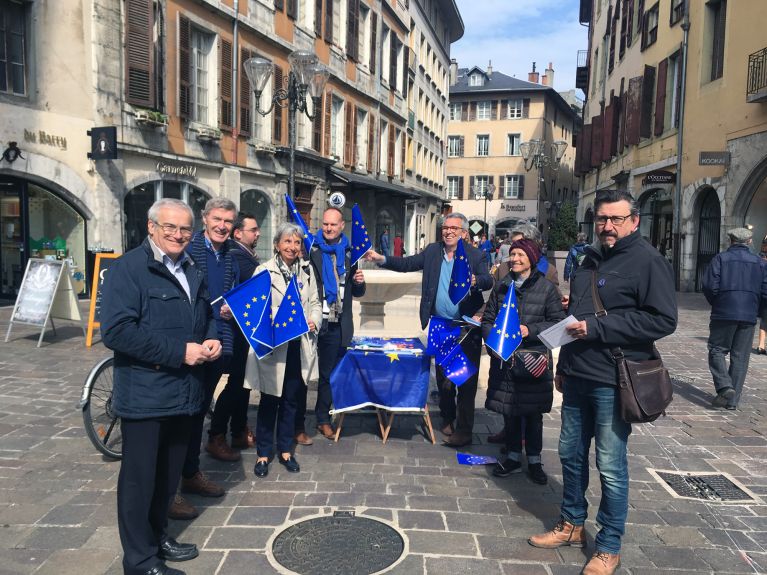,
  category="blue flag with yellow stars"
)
[285,194,314,256]
[439,343,477,386]
[222,269,274,359]
[350,204,372,266]
[448,239,472,305]
[485,282,523,362]
[272,275,309,348]
[426,316,461,362]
